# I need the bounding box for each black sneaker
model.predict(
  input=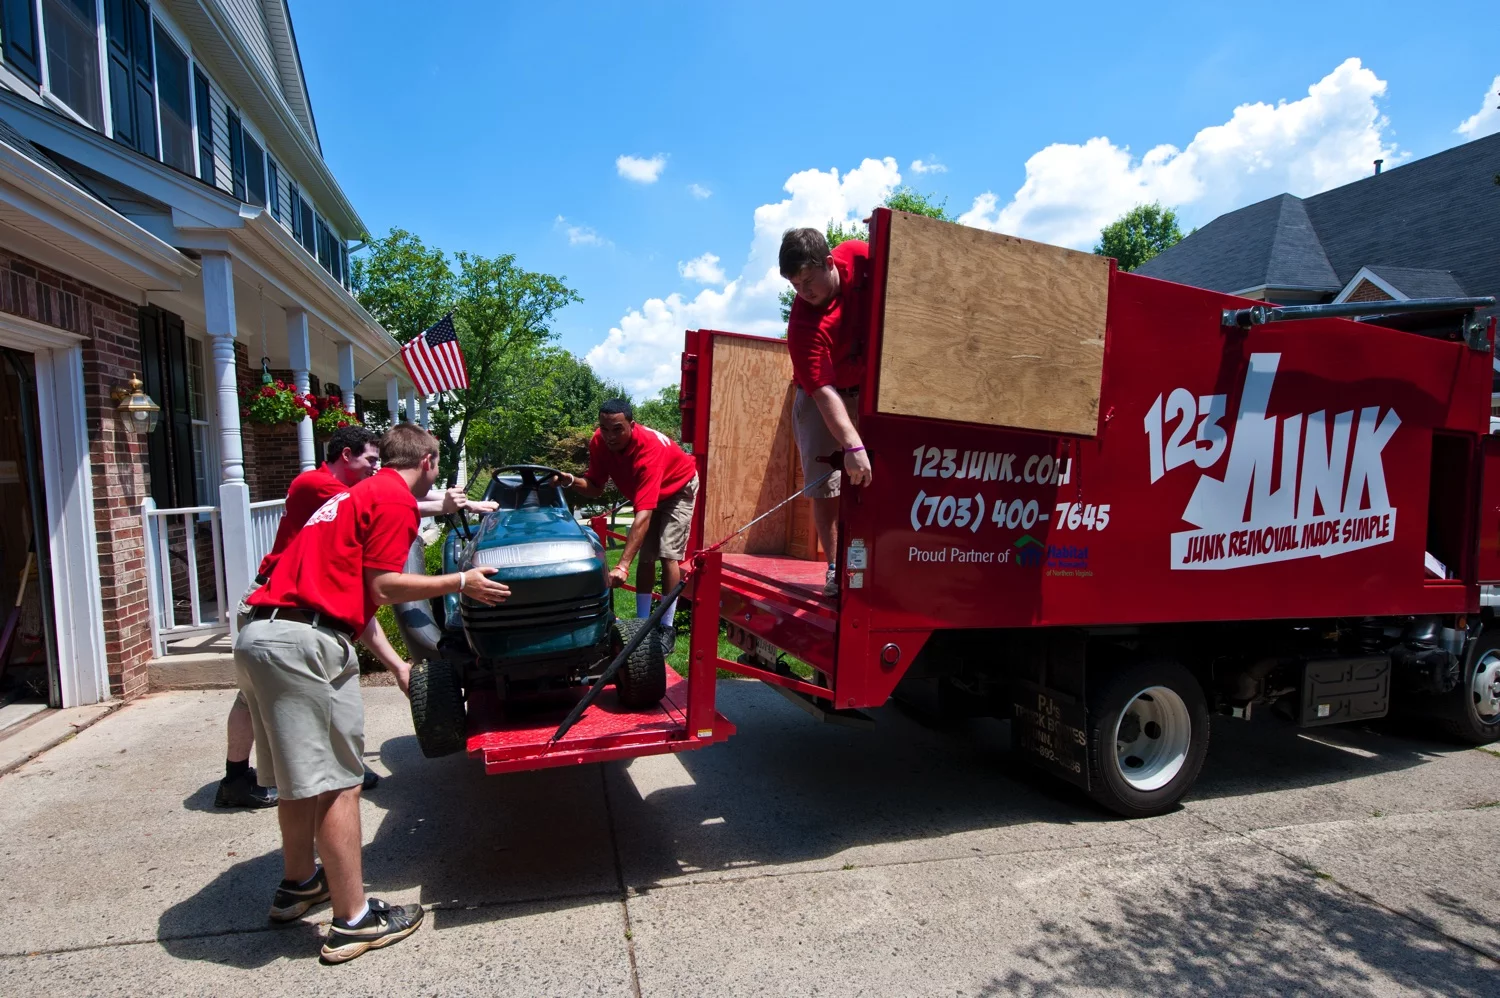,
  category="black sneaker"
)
[362,768,380,792]
[320,898,425,964]
[269,867,331,923]
[215,768,278,808]
[657,625,677,657]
